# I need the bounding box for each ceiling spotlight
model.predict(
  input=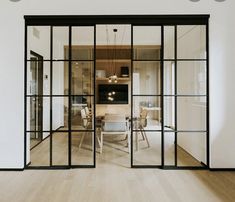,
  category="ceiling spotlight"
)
[112,91,115,95]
